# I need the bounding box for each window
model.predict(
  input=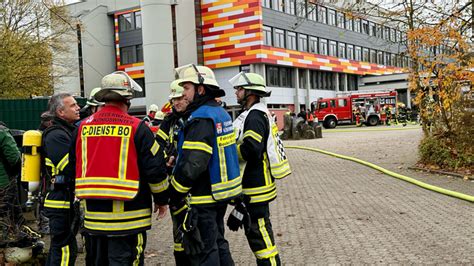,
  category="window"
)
[328,9,336,26]
[384,27,390,40]
[319,38,328,55]
[298,69,306,89]
[385,53,391,65]
[118,11,142,32]
[377,51,383,64]
[345,18,353,31]
[354,18,361,32]
[391,54,396,65]
[135,11,142,29]
[337,12,345,28]
[274,28,285,48]
[370,49,376,63]
[347,74,357,91]
[362,20,369,34]
[263,26,272,46]
[280,67,293,87]
[119,13,133,32]
[330,99,336,107]
[287,31,297,50]
[376,24,383,38]
[338,43,346,58]
[308,4,317,21]
[120,46,134,64]
[338,99,347,107]
[318,6,327,24]
[319,101,328,109]
[298,34,308,52]
[120,45,144,65]
[285,0,296,15]
[355,46,362,61]
[391,29,396,42]
[347,44,354,60]
[369,22,376,36]
[309,36,318,53]
[398,31,403,42]
[329,41,337,56]
[262,0,271,8]
[272,0,283,12]
[136,44,143,62]
[362,48,369,62]
[266,66,293,87]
